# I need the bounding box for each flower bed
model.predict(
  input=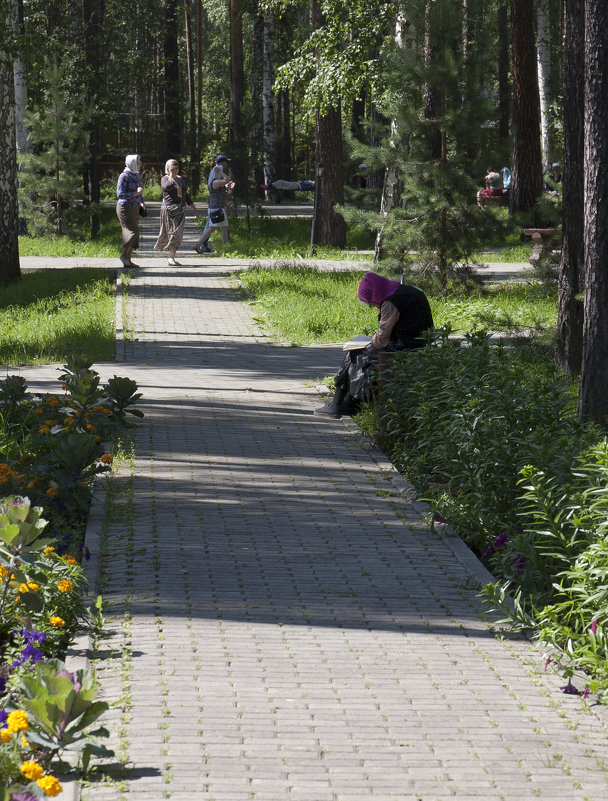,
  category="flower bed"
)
[0,354,143,798]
